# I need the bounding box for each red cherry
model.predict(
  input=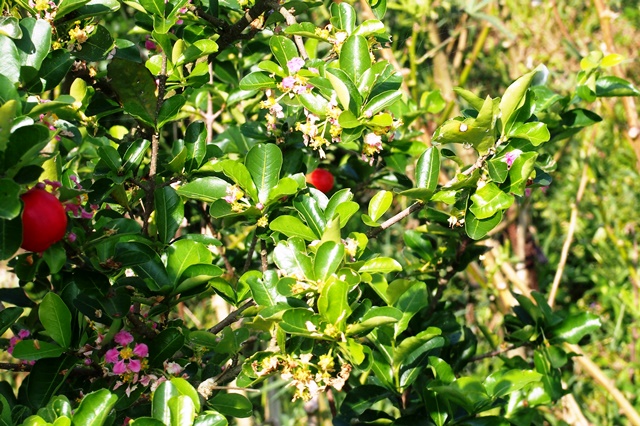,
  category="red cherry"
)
[20,188,68,252]
[306,168,334,194]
